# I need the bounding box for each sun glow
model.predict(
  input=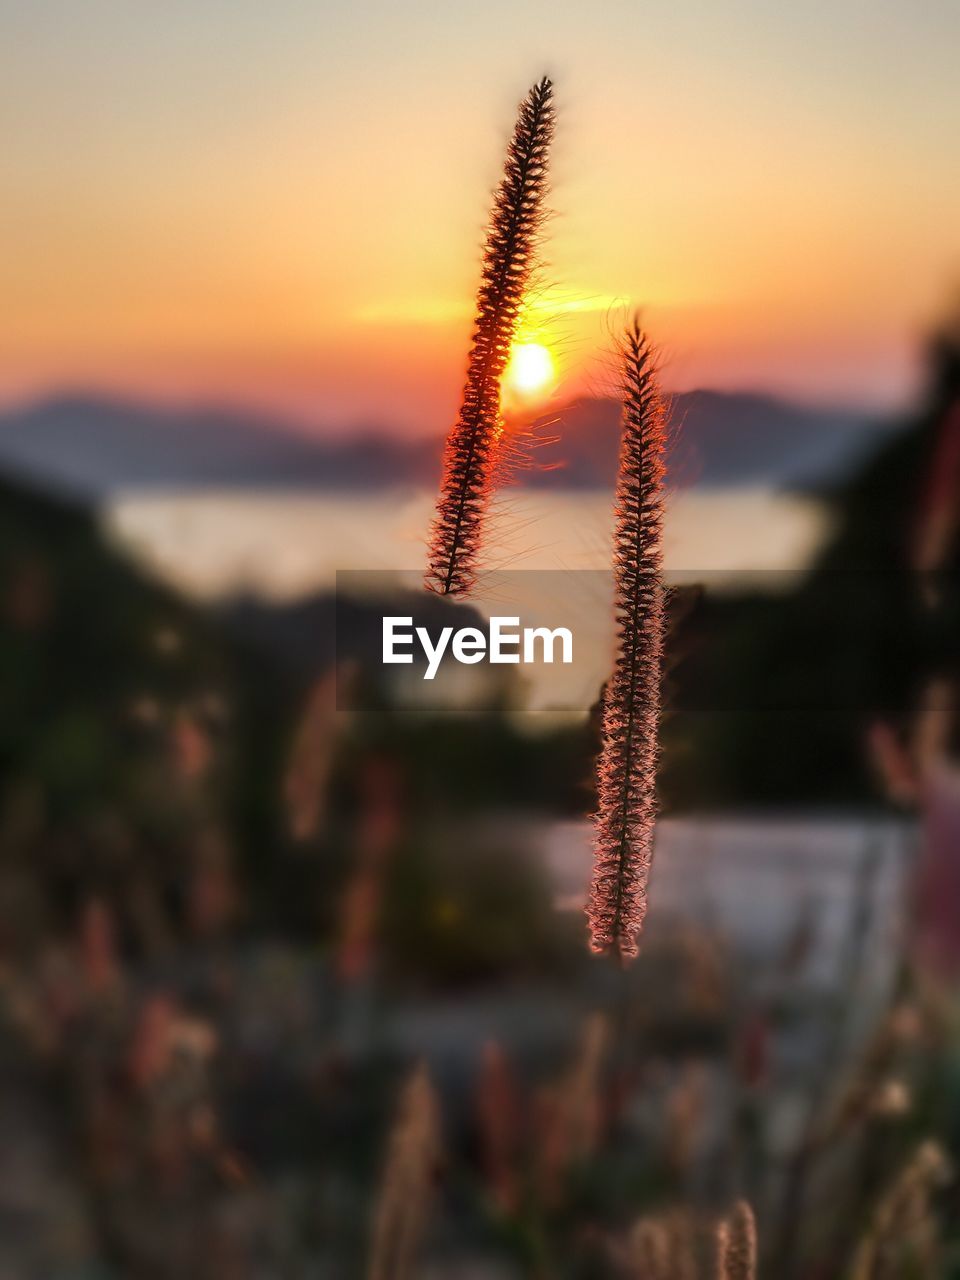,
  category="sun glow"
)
[505,342,556,398]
